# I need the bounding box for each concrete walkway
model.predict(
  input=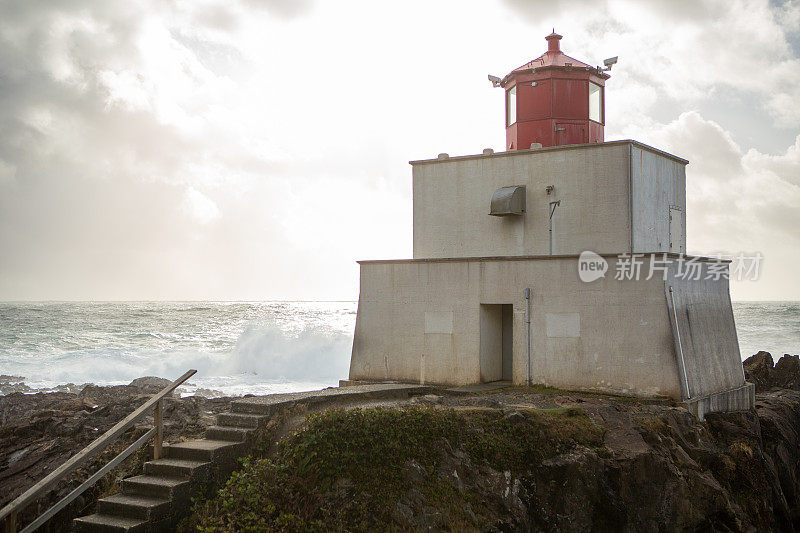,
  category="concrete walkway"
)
[447,380,513,394]
[231,383,434,416]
